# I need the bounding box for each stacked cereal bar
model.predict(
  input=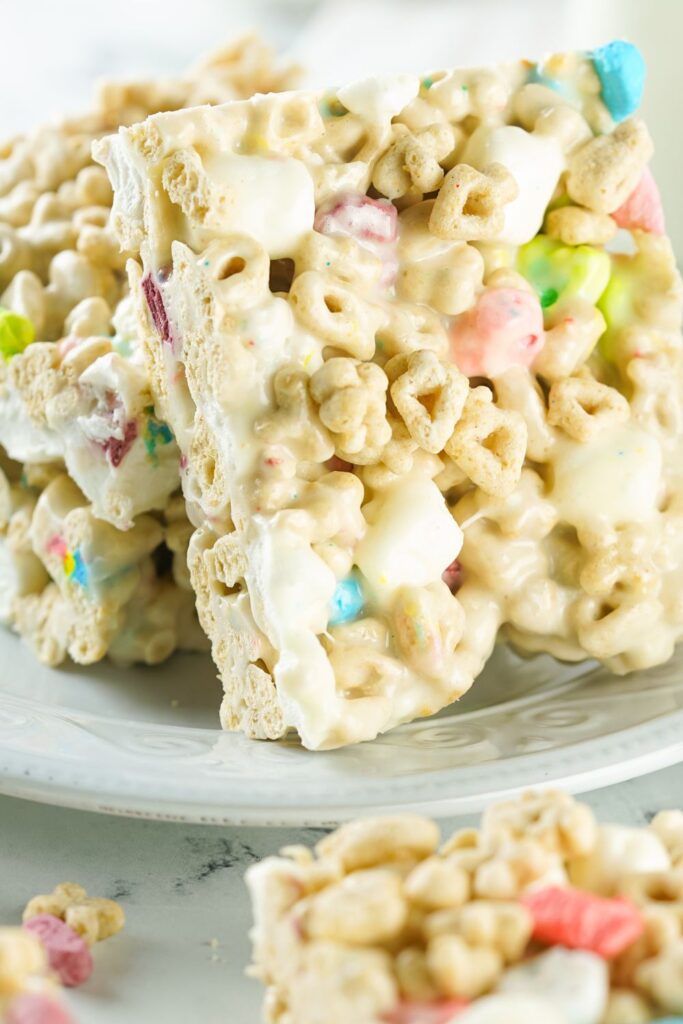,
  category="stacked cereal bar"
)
[0,36,297,667]
[247,791,683,1023]
[95,40,683,748]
